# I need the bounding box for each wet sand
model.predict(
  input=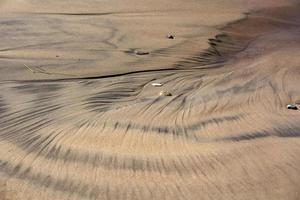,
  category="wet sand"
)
[1,0,300,200]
